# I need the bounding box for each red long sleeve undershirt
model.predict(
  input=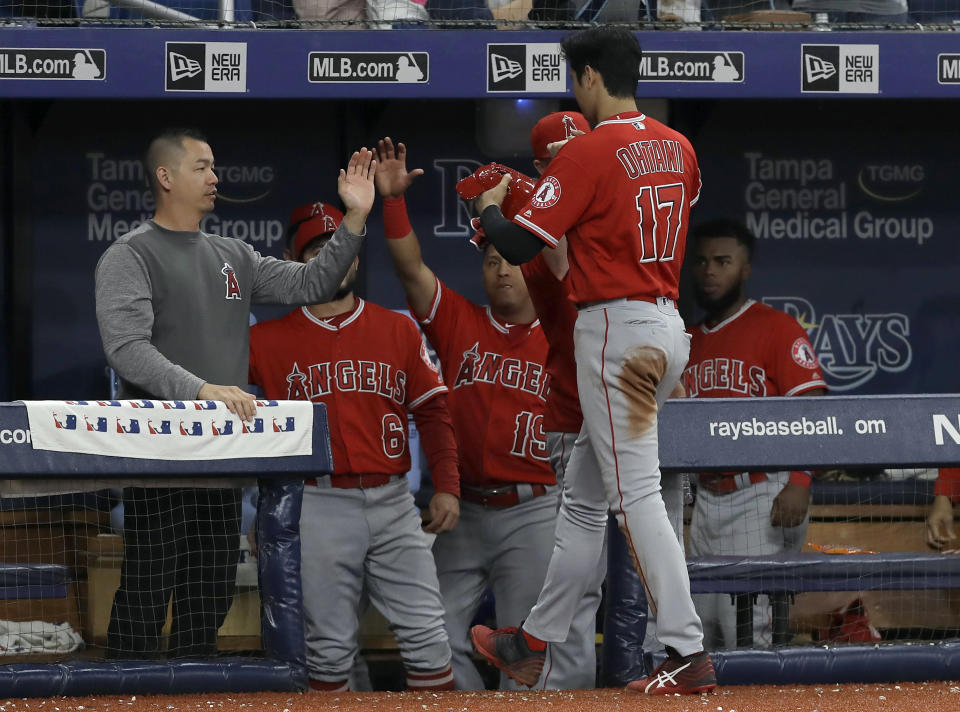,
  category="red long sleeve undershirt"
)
[411,393,460,498]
